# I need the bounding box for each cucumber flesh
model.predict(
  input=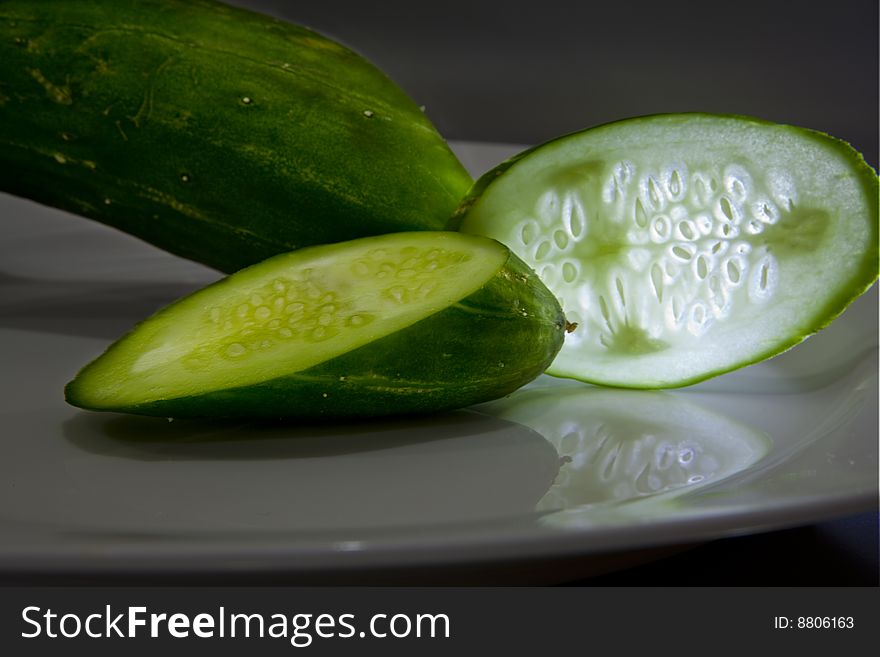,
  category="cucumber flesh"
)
[66,232,567,418]
[455,114,879,388]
